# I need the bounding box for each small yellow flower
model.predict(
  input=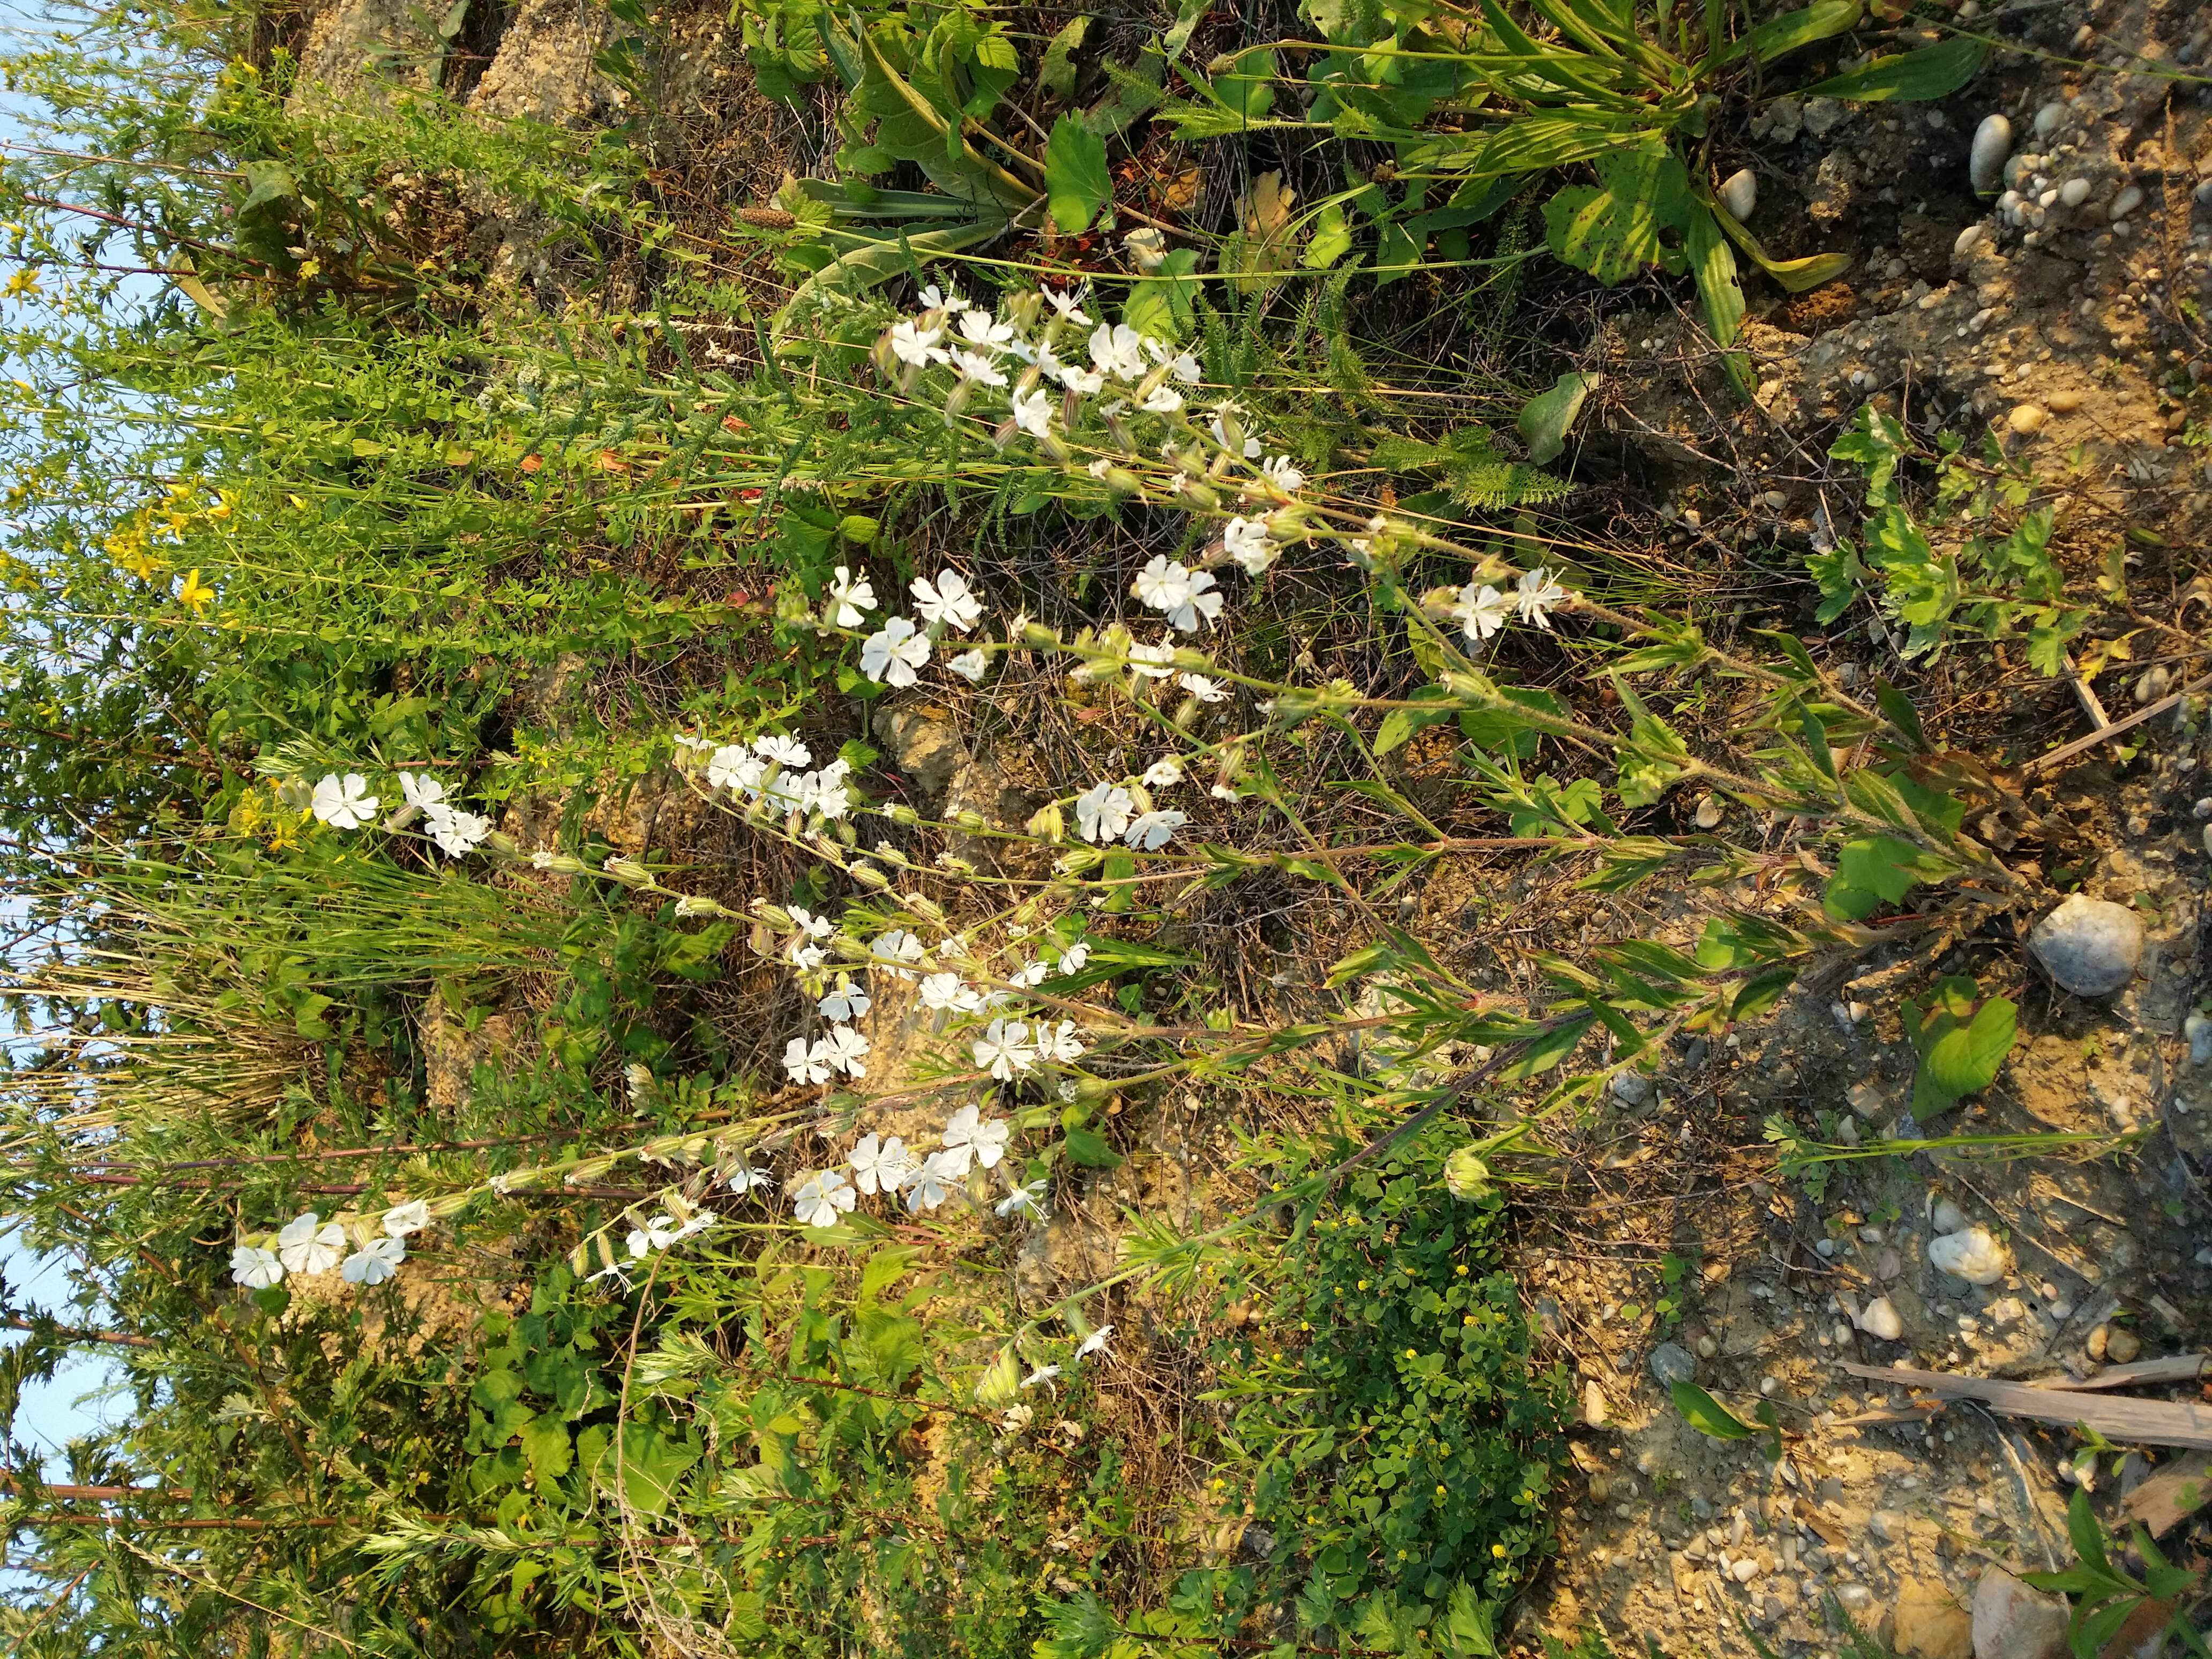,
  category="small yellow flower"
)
[1492,1543,1507,1558]
[1403,1348,1416,1360]
[1435,1484,1446,1497]
[1357,1280,1368,1290]
[1463,1314,1476,1325]
[176,568,214,614]
[1454,1264,1468,1276]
